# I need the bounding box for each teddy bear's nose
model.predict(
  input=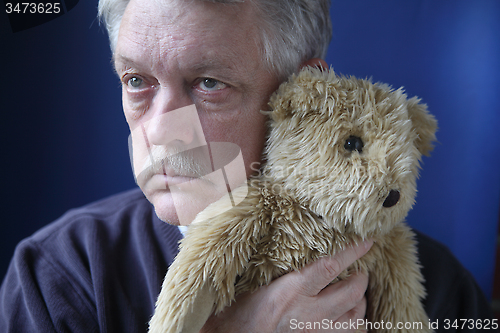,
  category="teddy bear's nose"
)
[383,190,400,208]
